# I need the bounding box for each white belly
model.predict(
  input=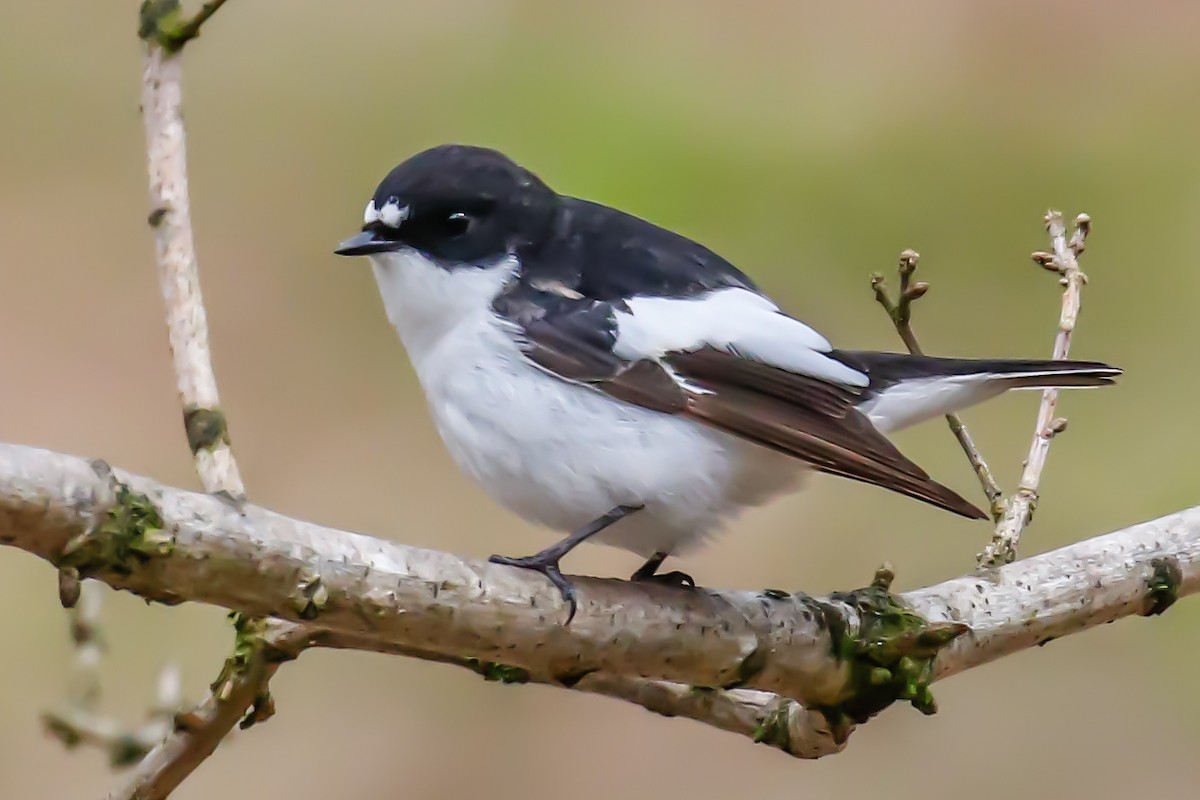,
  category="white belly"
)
[369,251,805,557]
